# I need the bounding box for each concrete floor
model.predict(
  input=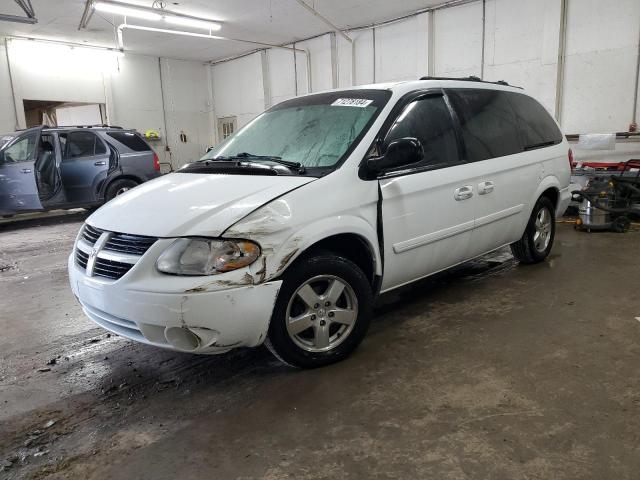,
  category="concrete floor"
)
[1,214,639,479]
